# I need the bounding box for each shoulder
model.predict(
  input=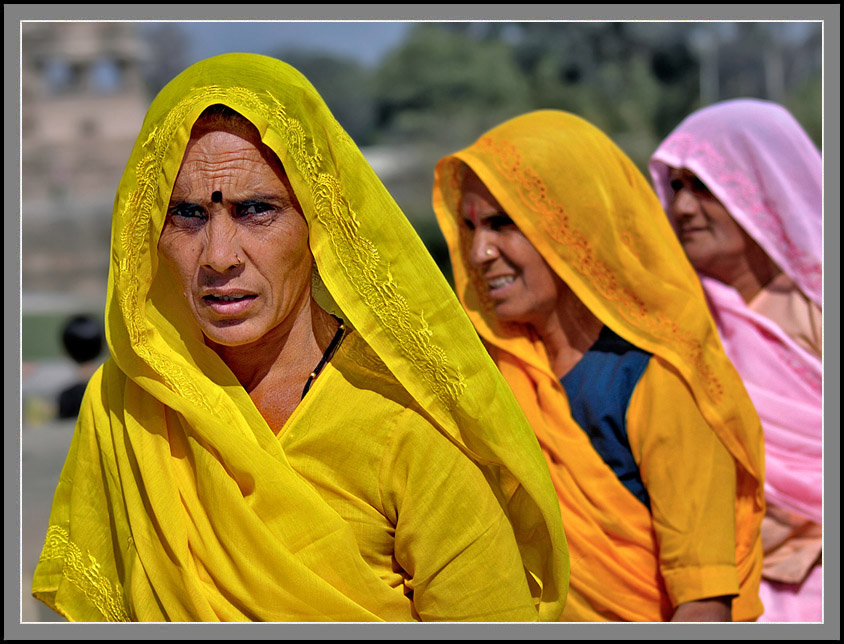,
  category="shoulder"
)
[562,326,652,419]
[327,330,443,432]
[284,329,459,473]
[283,331,476,519]
[632,355,697,412]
